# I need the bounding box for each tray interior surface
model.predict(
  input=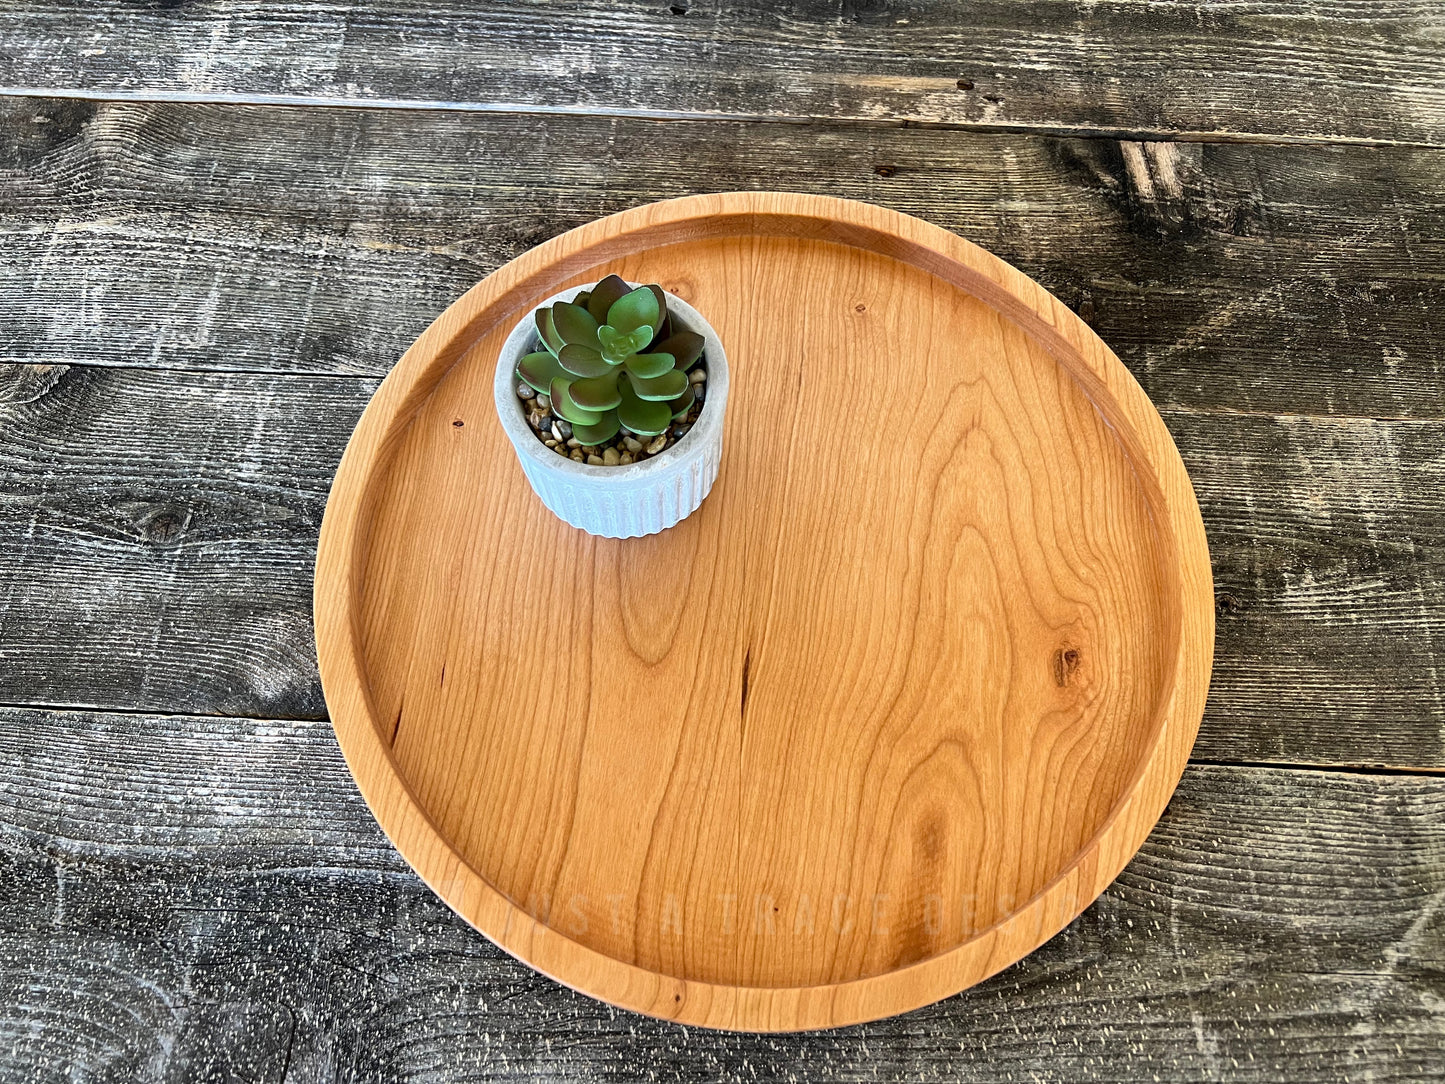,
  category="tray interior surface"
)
[350,232,1174,992]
